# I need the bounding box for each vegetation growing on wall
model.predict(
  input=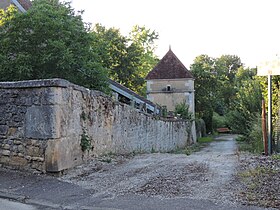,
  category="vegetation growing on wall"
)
[80,129,92,152]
